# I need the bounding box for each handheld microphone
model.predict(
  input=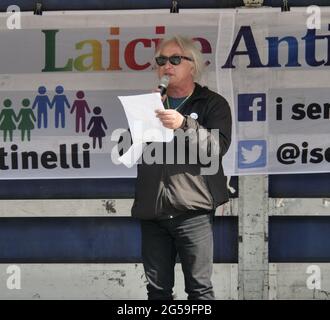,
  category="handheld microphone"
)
[158,75,170,97]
